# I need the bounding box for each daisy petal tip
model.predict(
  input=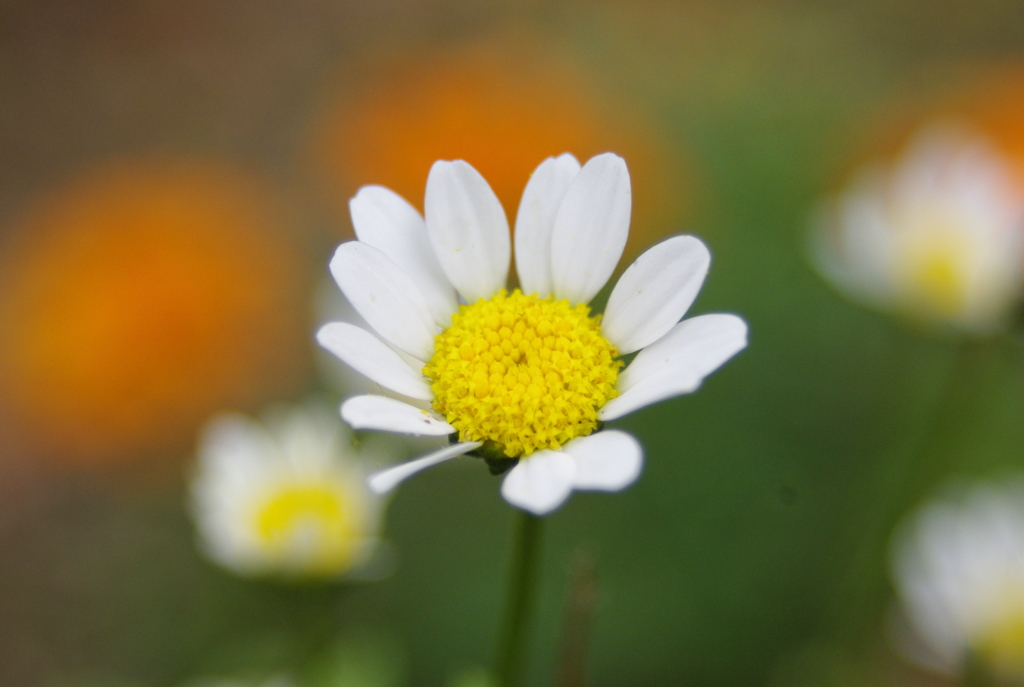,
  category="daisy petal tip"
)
[567,430,643,491]
[425,158,510,302]
[678,234,712,268]
[604,313,749,420]
[426,159,451,177]
[327,241,437,360]
[341,395,454,436]
[502,488,568,516]
[350,183,390,203]
[367,472,400,495]
[327,241,354,284]
[550,152,632,304]
[366,440,482,495]
[590,151,626,166]
[317,322,433,400]
[602,234,714,354]
[712,314,750,356]
[514,499,564,517]
[313,321,338,348]
[515,154,582,297]
[500,451,576,516]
